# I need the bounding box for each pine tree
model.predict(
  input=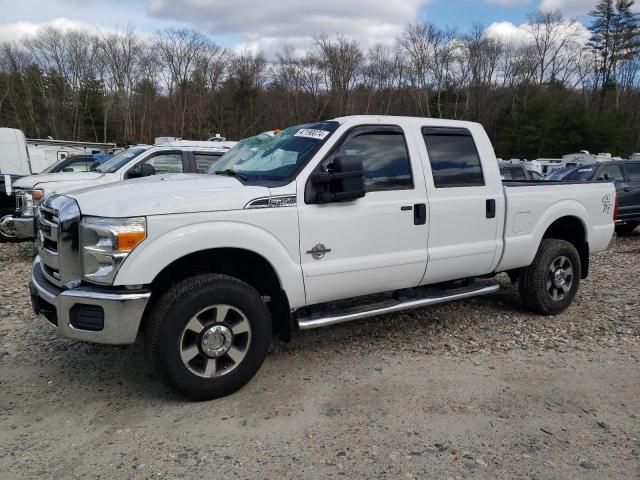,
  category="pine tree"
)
[588,0,640,103]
